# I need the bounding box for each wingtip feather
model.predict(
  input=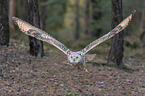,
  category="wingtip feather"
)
[130,10,136,20]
